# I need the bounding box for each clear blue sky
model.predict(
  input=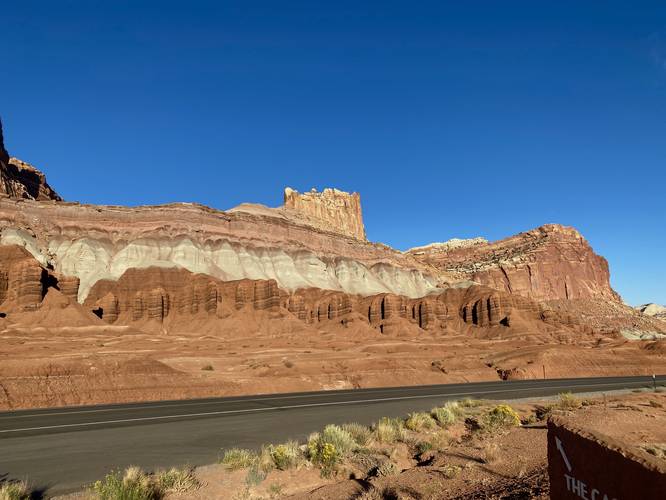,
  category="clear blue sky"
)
[2,1,665,305]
